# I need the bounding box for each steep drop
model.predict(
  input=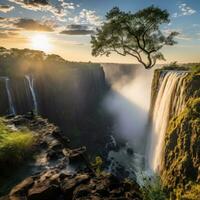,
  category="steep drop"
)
[147,71,188,172]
